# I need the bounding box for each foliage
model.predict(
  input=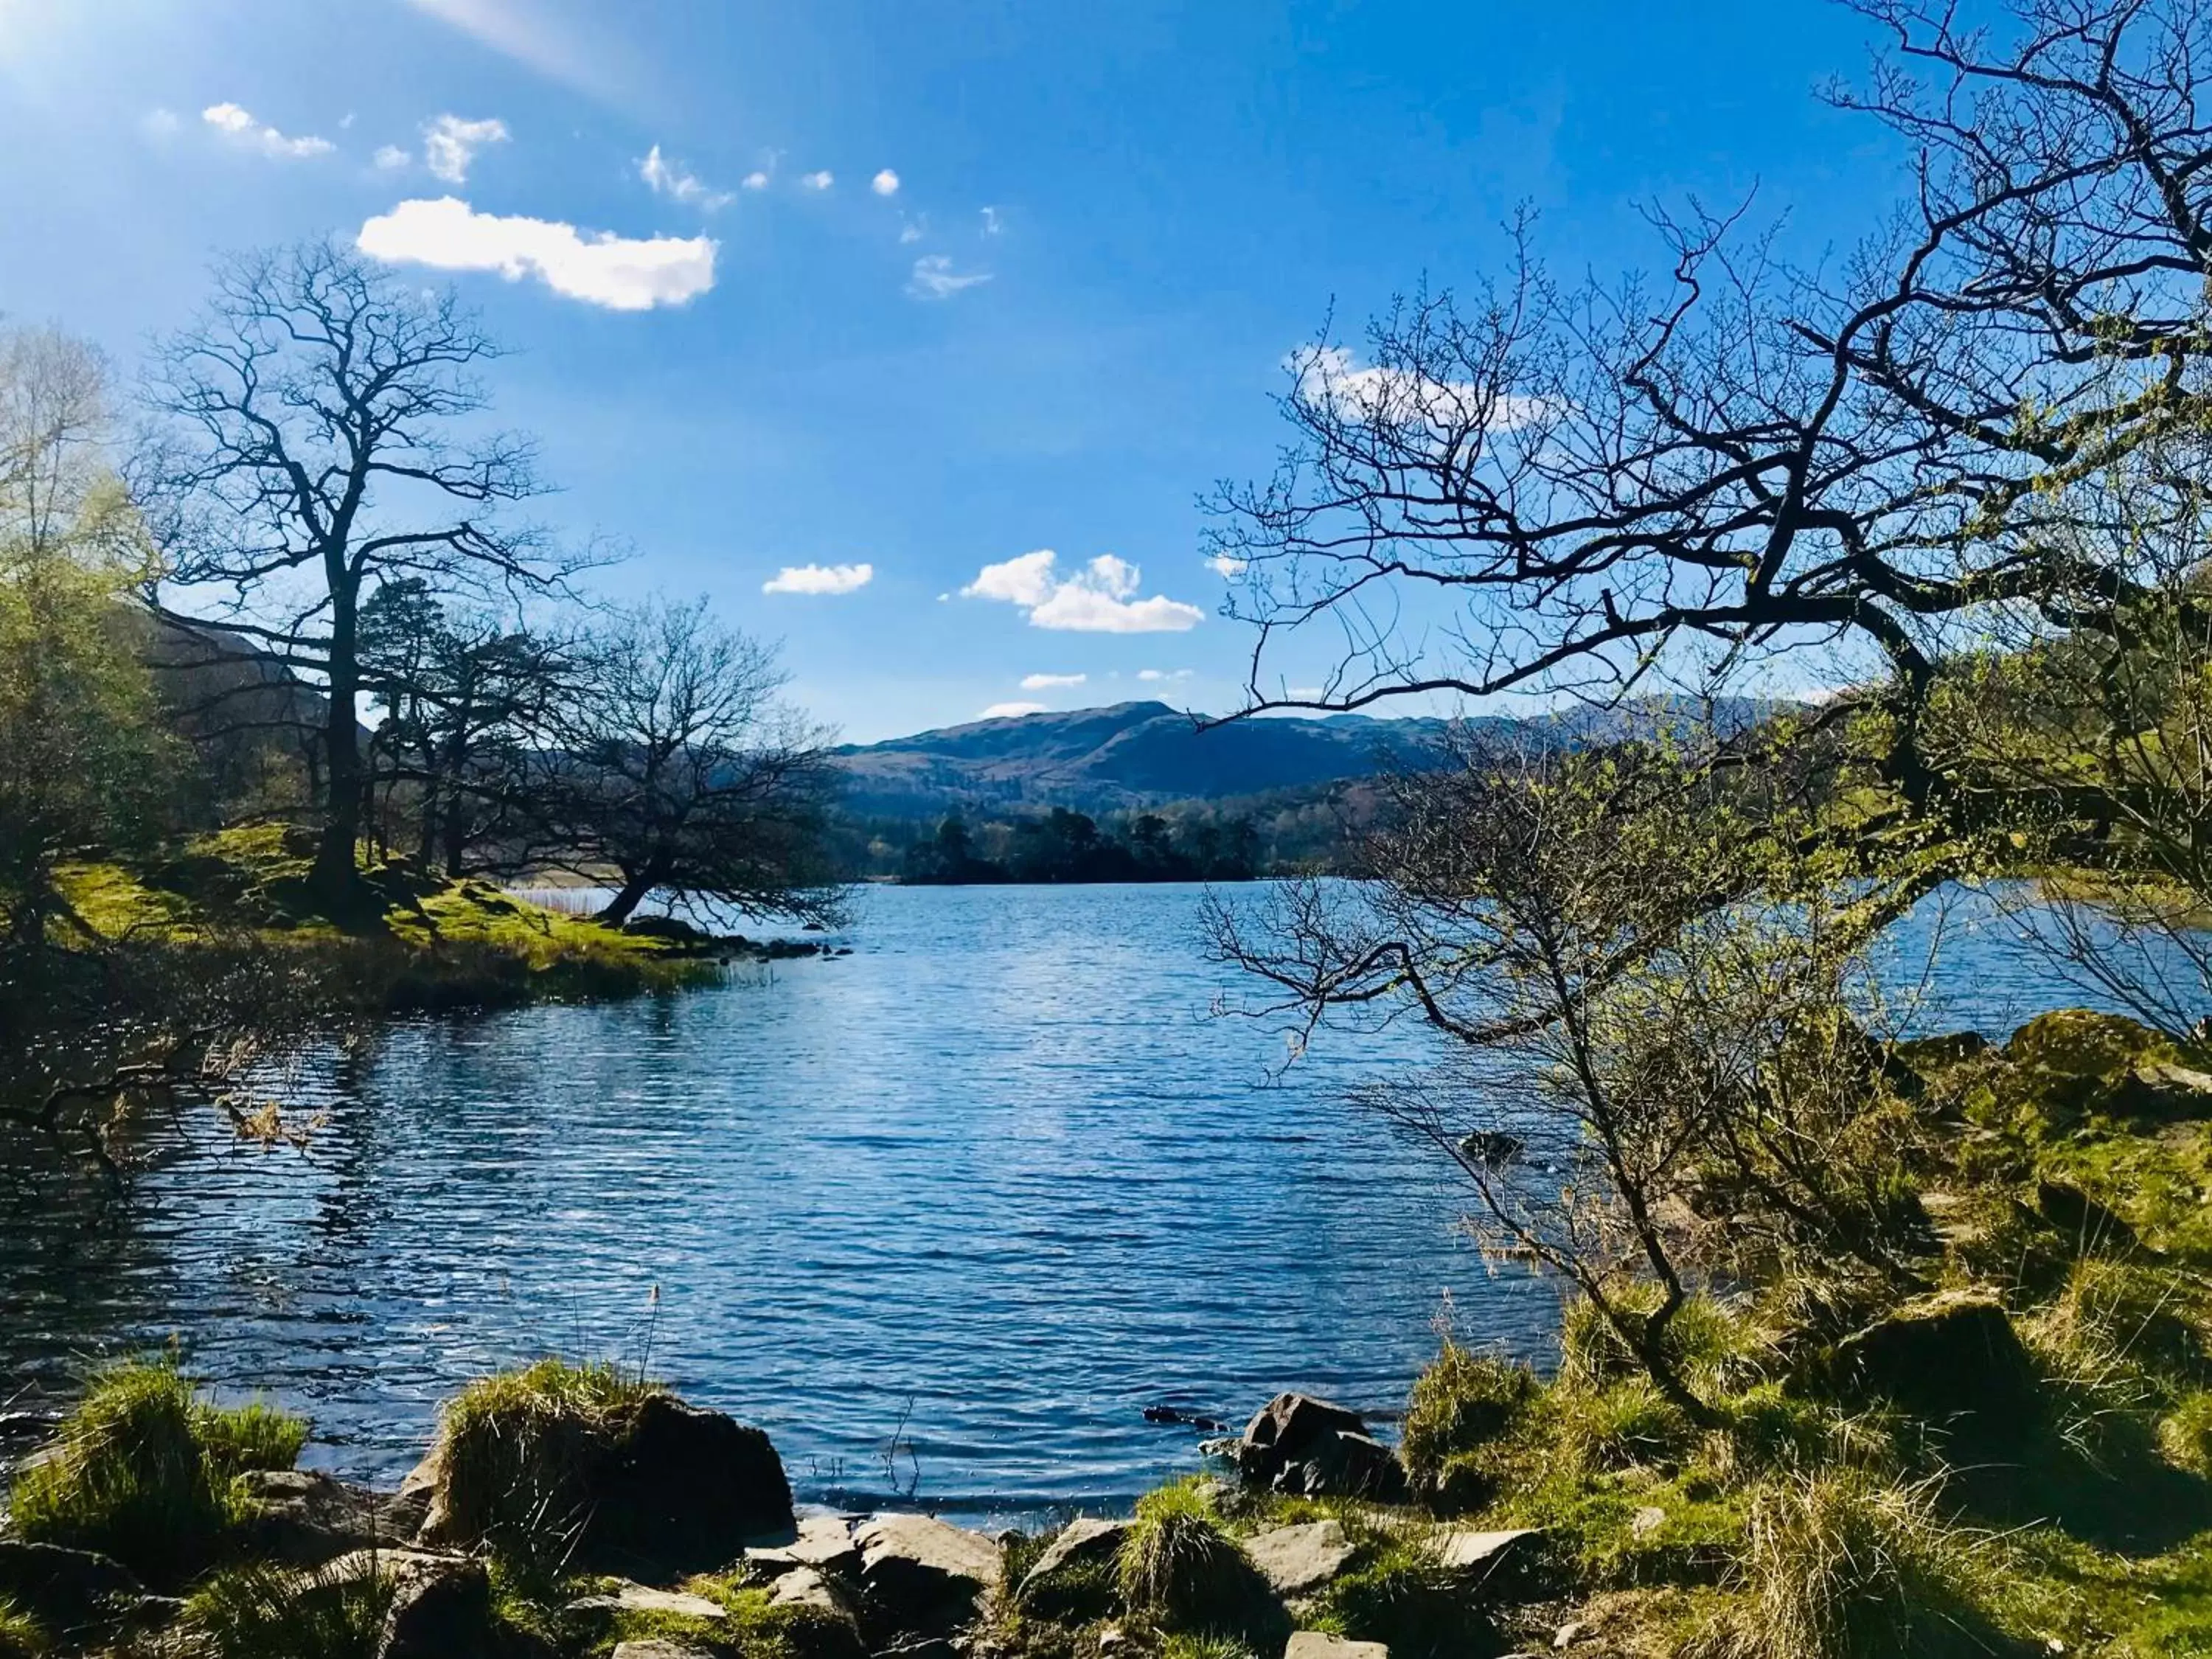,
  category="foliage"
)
[0,1602,41,1659]
[7,1354,306,1587]
[902,807,1262,885]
